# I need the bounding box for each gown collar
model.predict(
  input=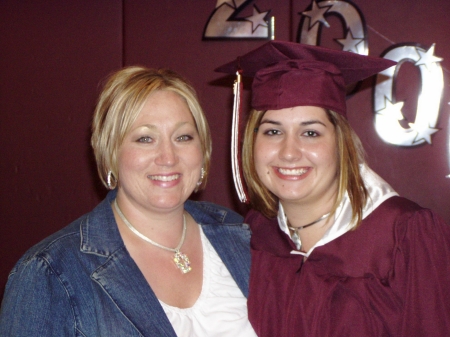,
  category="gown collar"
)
[277,164,399,256]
